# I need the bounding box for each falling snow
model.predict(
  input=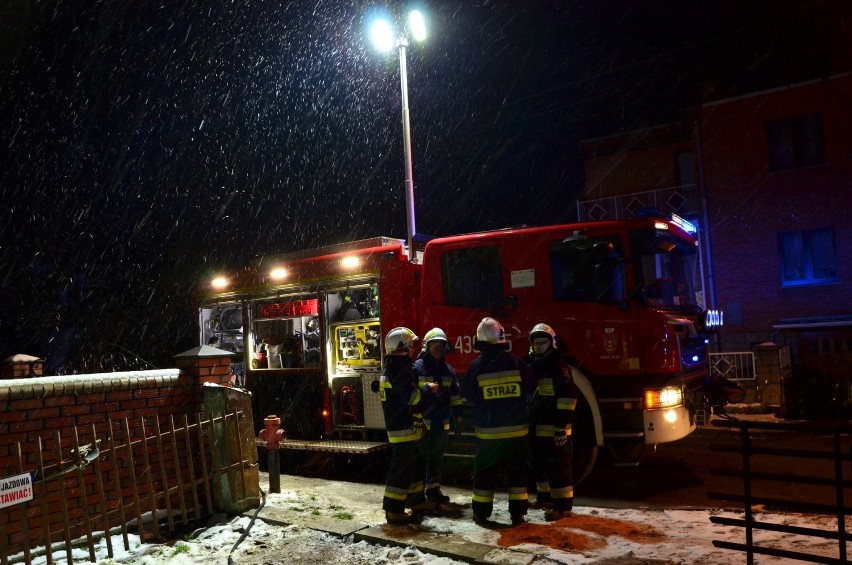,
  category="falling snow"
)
[1,2,839,369]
